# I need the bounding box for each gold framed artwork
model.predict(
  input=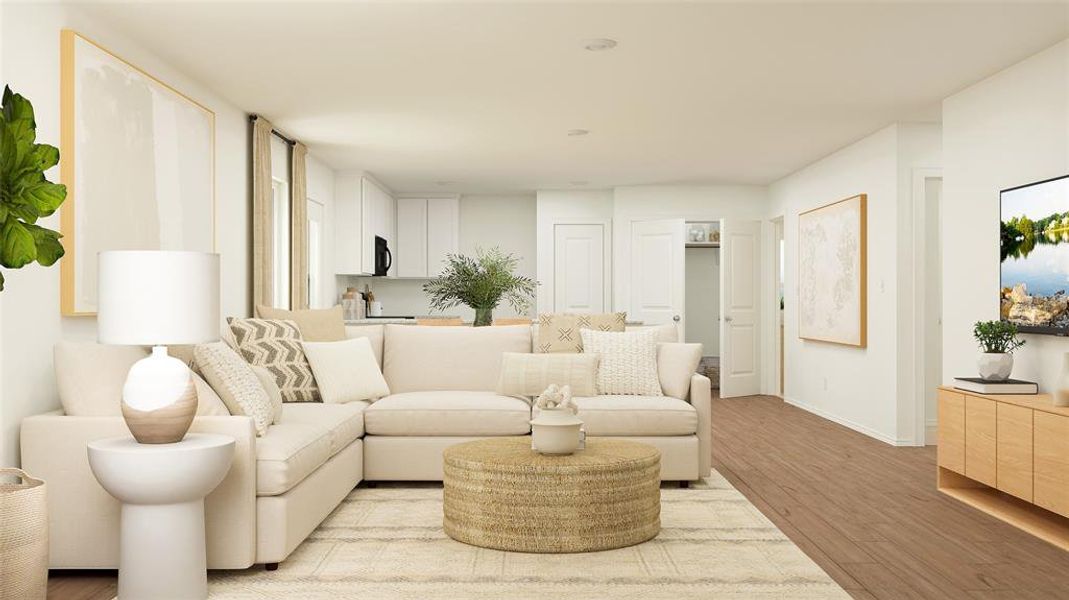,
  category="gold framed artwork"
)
[60,30,215,316]
[797,194,867,347]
